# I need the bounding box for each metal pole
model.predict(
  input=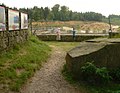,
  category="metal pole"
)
[108,16,112,38]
